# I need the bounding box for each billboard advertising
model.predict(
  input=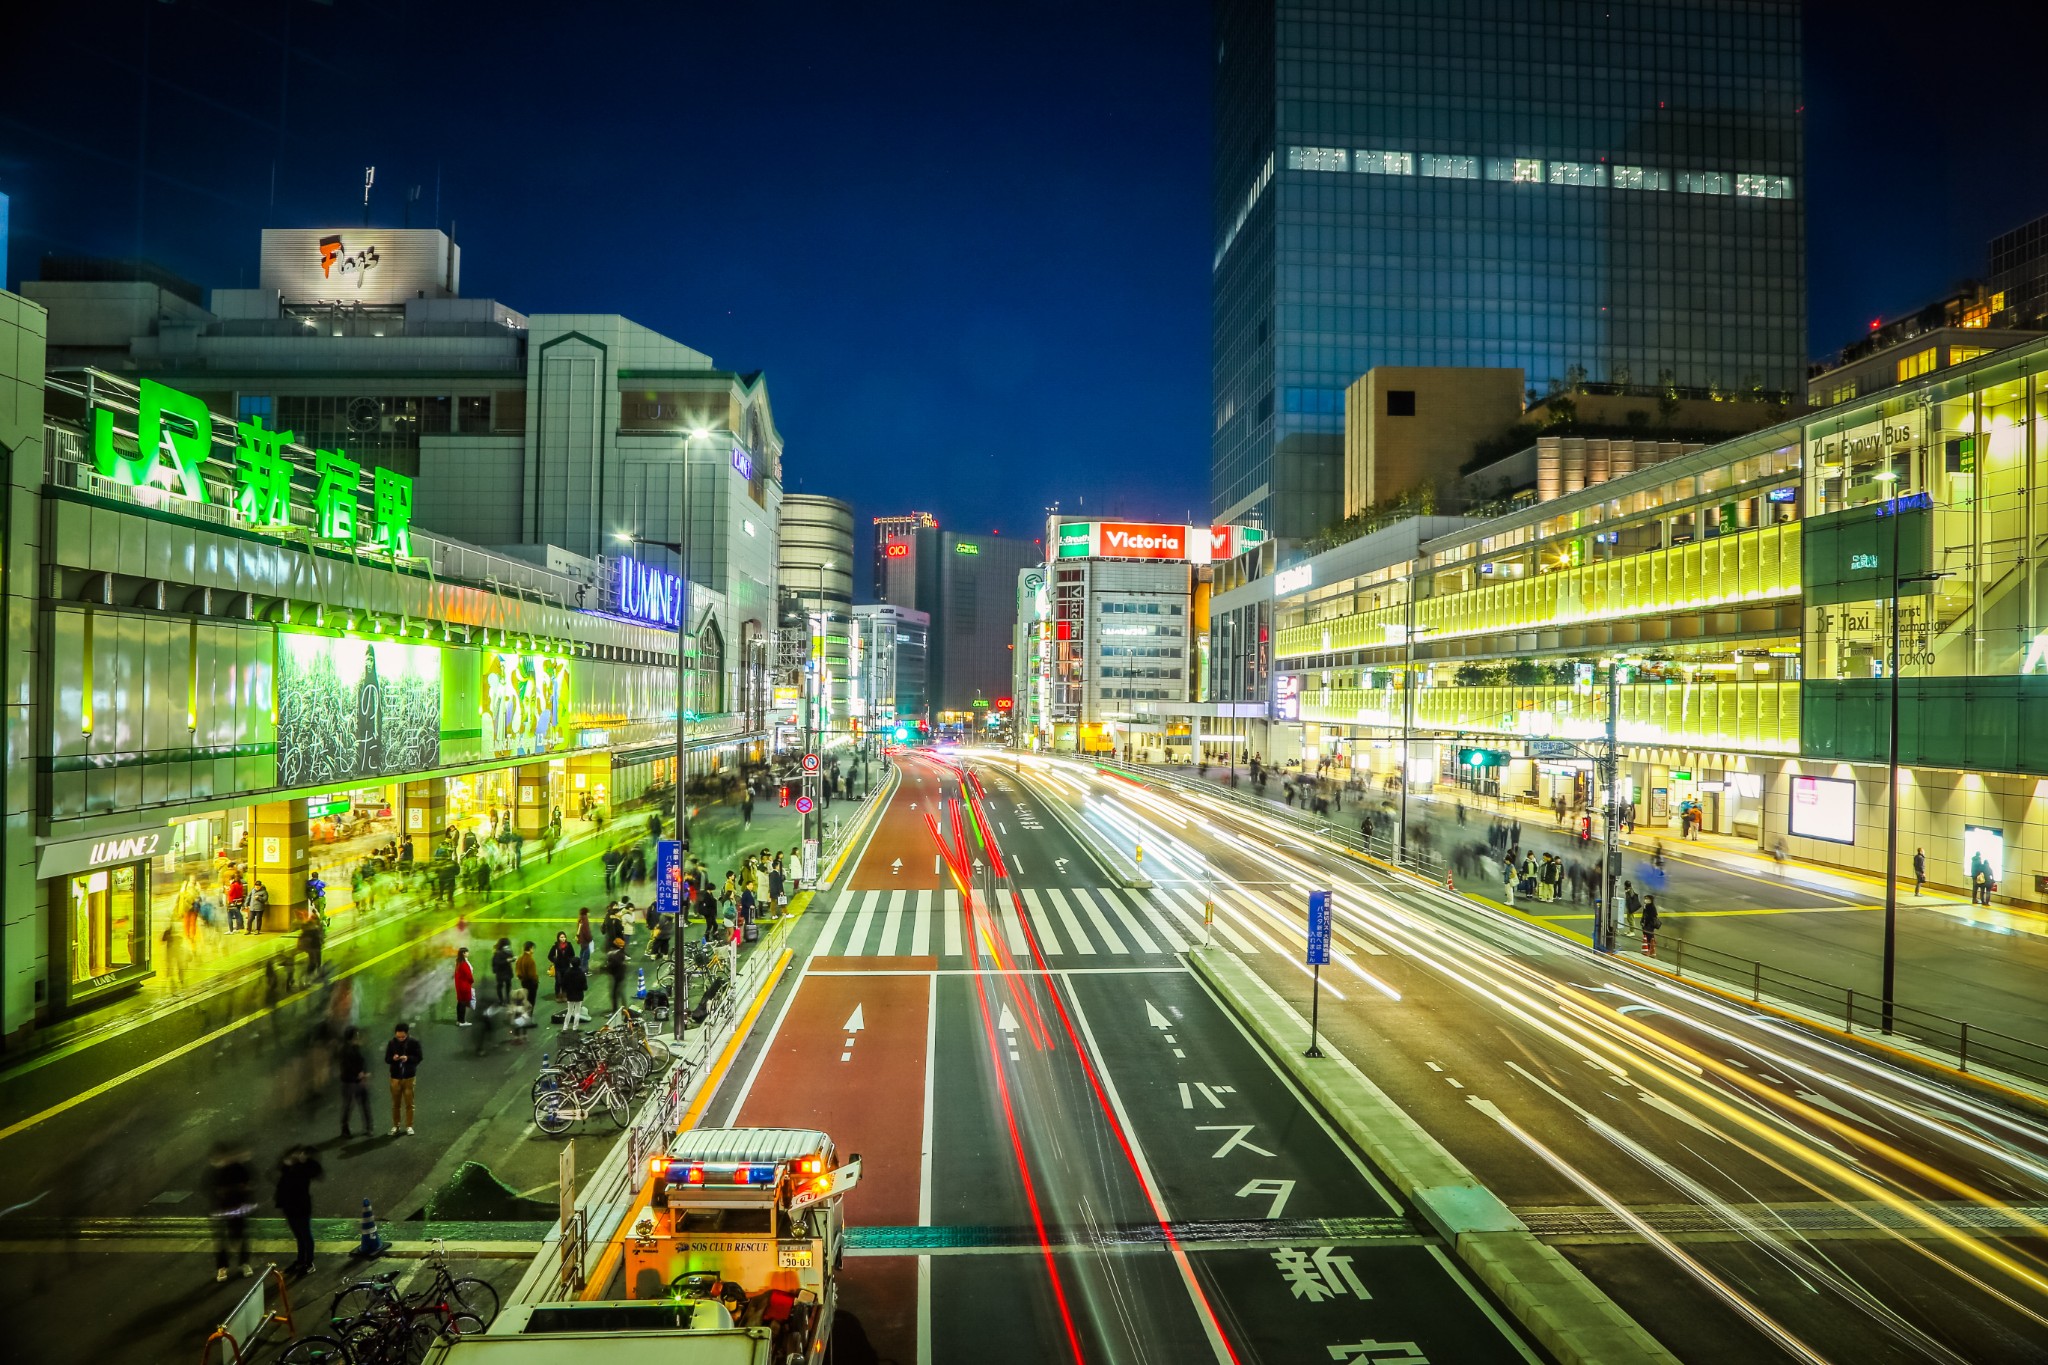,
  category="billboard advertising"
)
[258,227,459,305]
[482,652,572,759]
[1789,775,1856,845]
[276,634,441,786]
[1057,521,1269,563]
